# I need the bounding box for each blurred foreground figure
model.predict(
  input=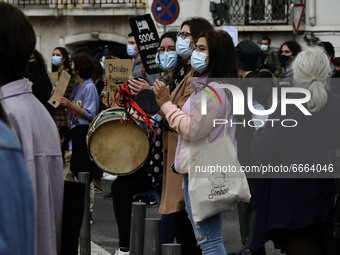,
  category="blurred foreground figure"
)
[250,49,340,255]
[0,107,35,255]
[0,3,64,255]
